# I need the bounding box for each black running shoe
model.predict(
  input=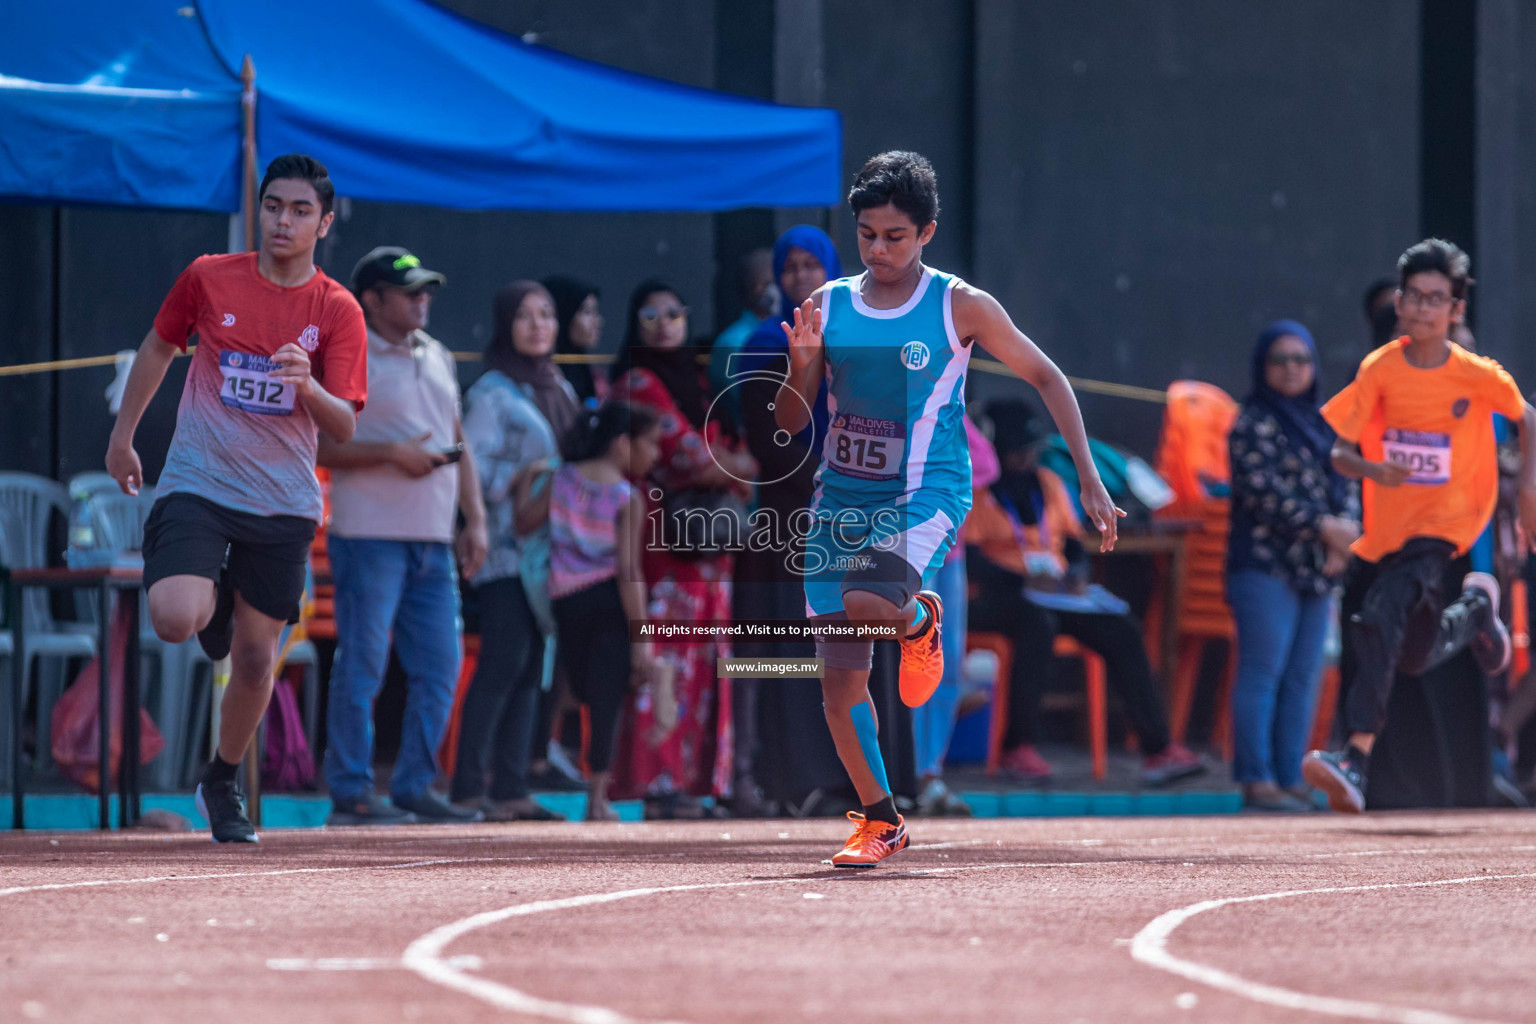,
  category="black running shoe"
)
[326,793,416,826]
[527,764,586,793]
[1302,746,1368,814]
[197,567,235,661]
[392,790,483,823]
[195,778,259,843]
[1463,572,1512,676]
